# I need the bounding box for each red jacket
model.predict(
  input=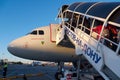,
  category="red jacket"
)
[92,25,102,39]
[92,25,102,35]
